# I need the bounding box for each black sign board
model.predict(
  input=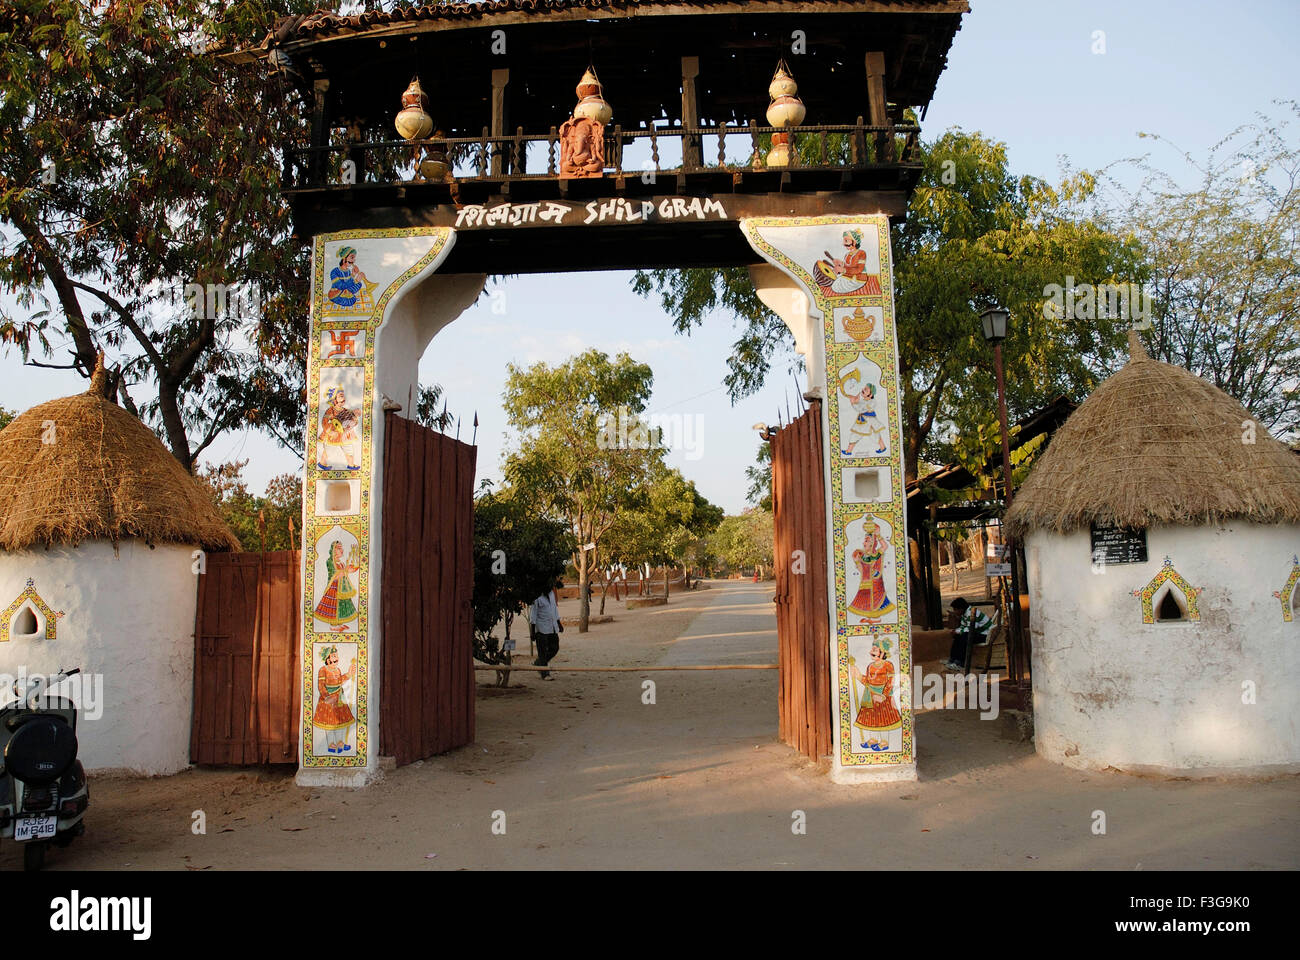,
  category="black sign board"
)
[1089,522,1148,565]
